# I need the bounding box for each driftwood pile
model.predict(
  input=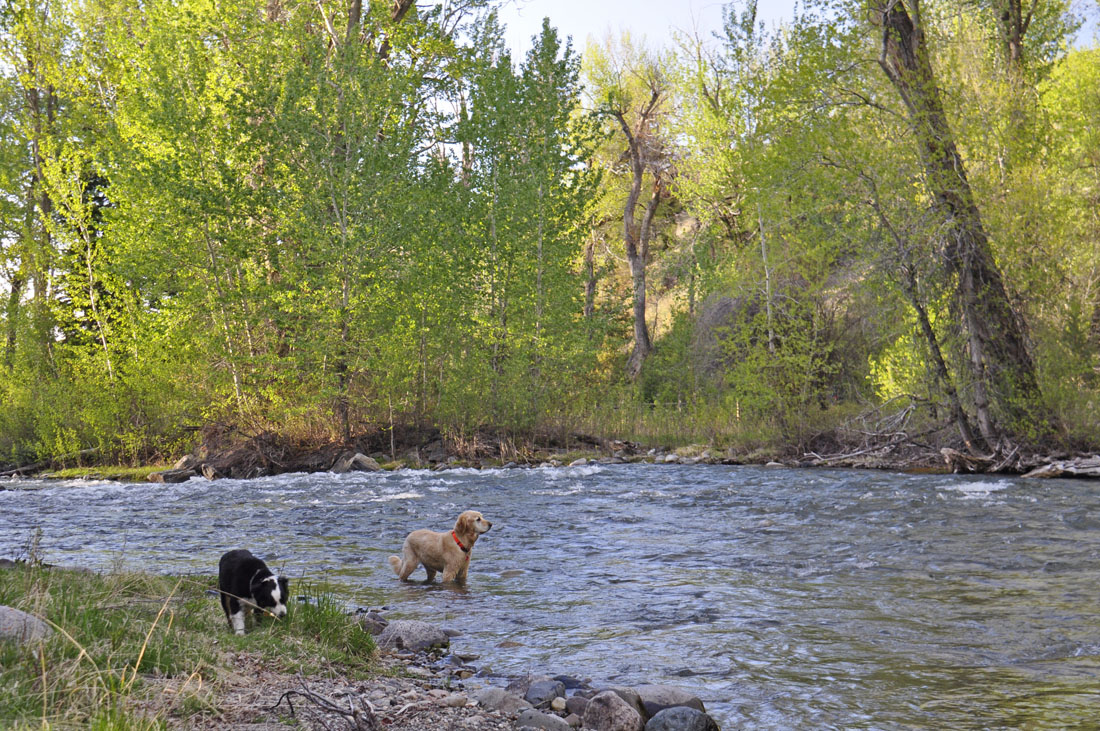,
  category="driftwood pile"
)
[803,399,1100,479]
